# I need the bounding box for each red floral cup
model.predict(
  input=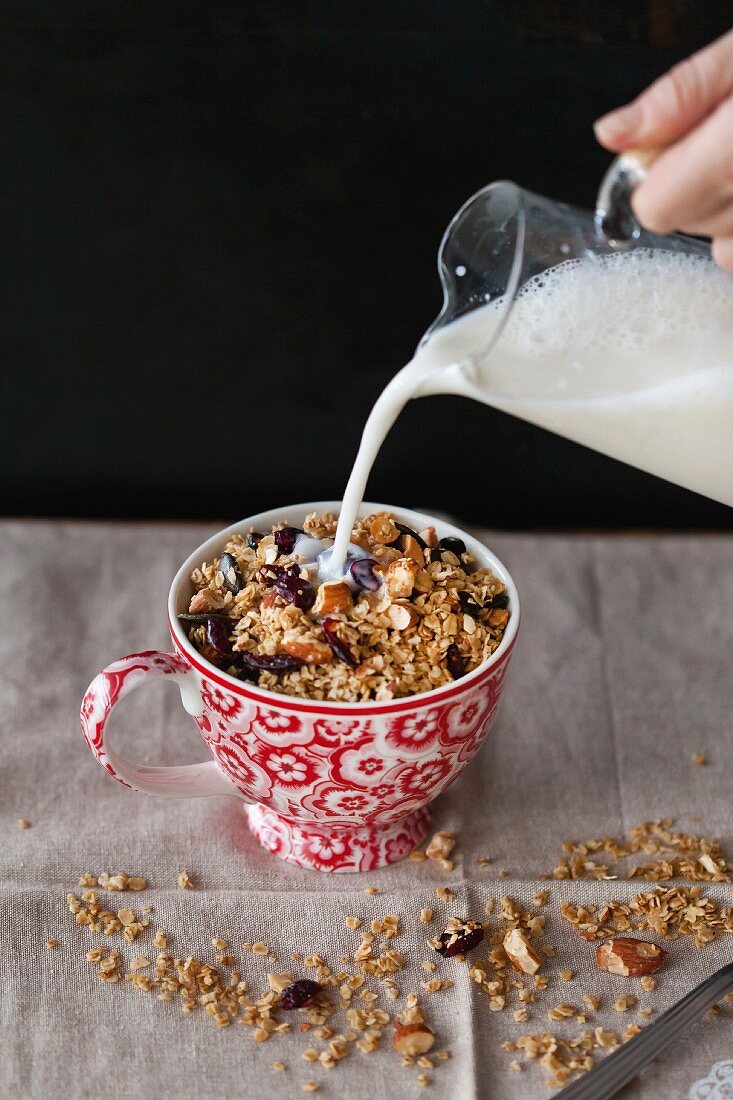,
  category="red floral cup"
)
[81,502,519,872]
